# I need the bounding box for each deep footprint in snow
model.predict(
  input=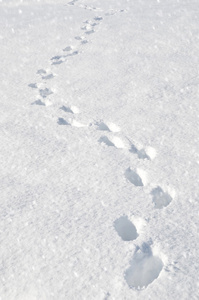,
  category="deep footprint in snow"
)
[31,100,45,106]
[39,88,53,98]
[94,16,103,21]
[130,144,150,160]
[151,186,172,209]
[85,30,95,35]
[66,50,79,57]
[125,168,144,187]
[81,40,88,45]
[57,118,70,125]
[99,136,125,149]
[114,216,138,241]
[51,56,65,65]
[125,243,163,289]
[63,46,73,52]
[42,73,54,80]
[75,36,84,40]
[60,105,79,114]
[37,69,46,75]
[96,121,120,133]
[98,136,114,147]
[28,83,37,89]
[68,0,78,5]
